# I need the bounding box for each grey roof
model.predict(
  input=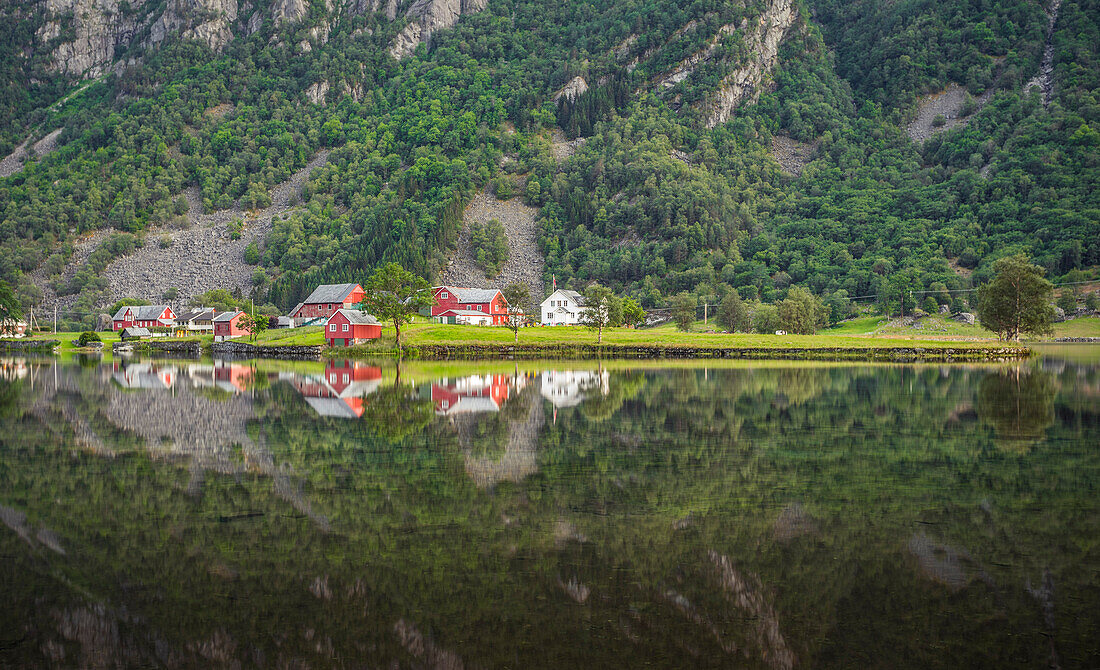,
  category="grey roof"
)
[213,310,243,322]
[120,327,151,337]
[302,283,361,305]
[544,289,585,306]
[332,308,379,325]
[176,308,215,323]
[304,397,362,419]
[438,309,492,317]
[289,302,304,315]
[112,304,172,321]
[446,287,501,303]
